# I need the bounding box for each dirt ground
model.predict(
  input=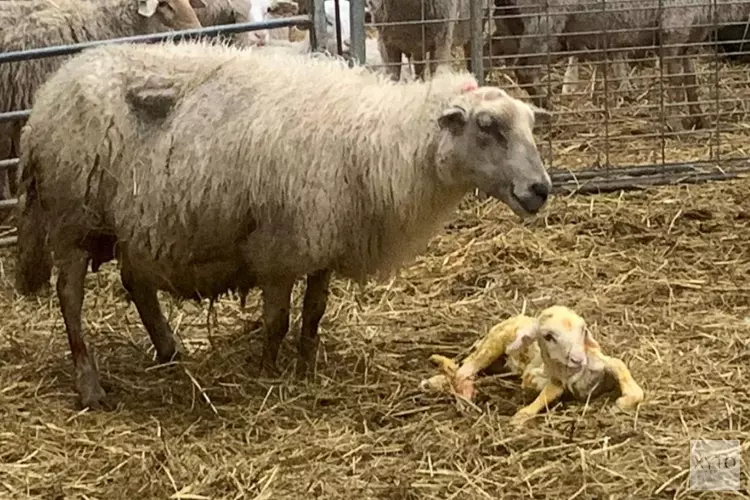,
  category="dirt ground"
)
[1,177,749,499]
